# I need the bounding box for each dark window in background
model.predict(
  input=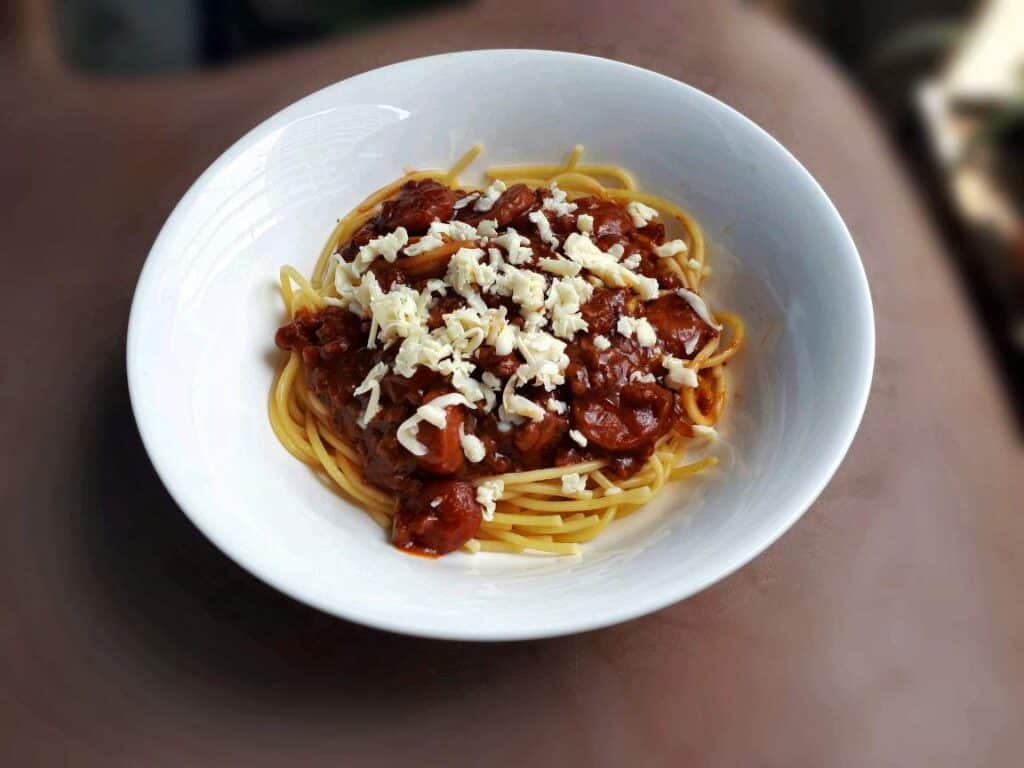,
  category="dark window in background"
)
[55,0,459,75]
[758,0,1024,431]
